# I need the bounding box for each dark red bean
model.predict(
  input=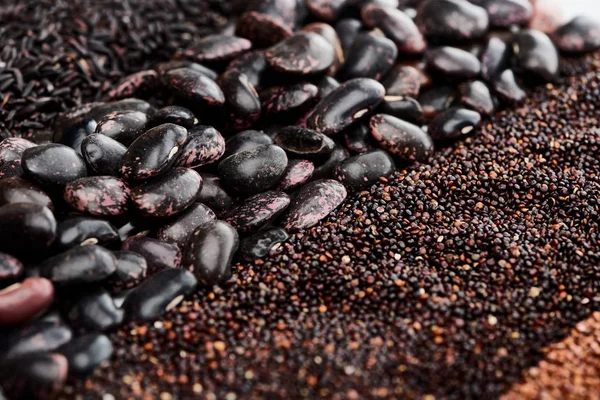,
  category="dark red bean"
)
[161,68,225,106]
[343,123,373,154]
[311,144,349,180]
[305,0,351,21]
[120,123,188,181]
[382,65,422,98]
[303,22,345,76]
[239,227,289,260]
[456,80,495,115]
[39,245,117,285]
[182,34,252,64]
[197,174,235,215]
[22,144,87,187]
[478,0,533,27]
[156,203,216,247]
[552,16,600,54]
[276,159,315,191]
[361,4,426,54]
[369,113,434,162]
[0,161,23,179]
[265,32,335,75]
[274,126,336,157]
[63,176,130,217]
[219,70,261,131]
[335,18,363,55]
[183,220,239,287]
[218,144,288,195]
[0,278,54,326]
[0,177,53,210]
[418,85,456,119]
[0,320,72,360]
[0,353,68,400]
[121,235,182,275]
[427,107,482,141]
[334,149,395,191]
[338,32,398,81]
[66,289,124,331]
[480,37,511,81]
[491,69,526,103]
[235,11,294,48]
[281,179,347,231]
[52,117,97,155]
[513,29,559,81]
[0,203,56,256]
[0,137,36,164]
[416,0,489,42]
[105,251,147,293]
[58,333,113,376]
[0,252,23,285]
[260,82,319,119]
[176,125,225,168]
[121,268,197,322]
[226,50,272,91]
[54,217,119,252]
[155,61,218,81]
[81,133,128,176]
[106,70,158,100]
[426,46,481,80]
[150,106,197,129]
[378,95,425,124]
[306,78,385,135]
[94,110,149,146]
[224,191,290,233]
[224,130,273,158]
[131,168,202,218]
